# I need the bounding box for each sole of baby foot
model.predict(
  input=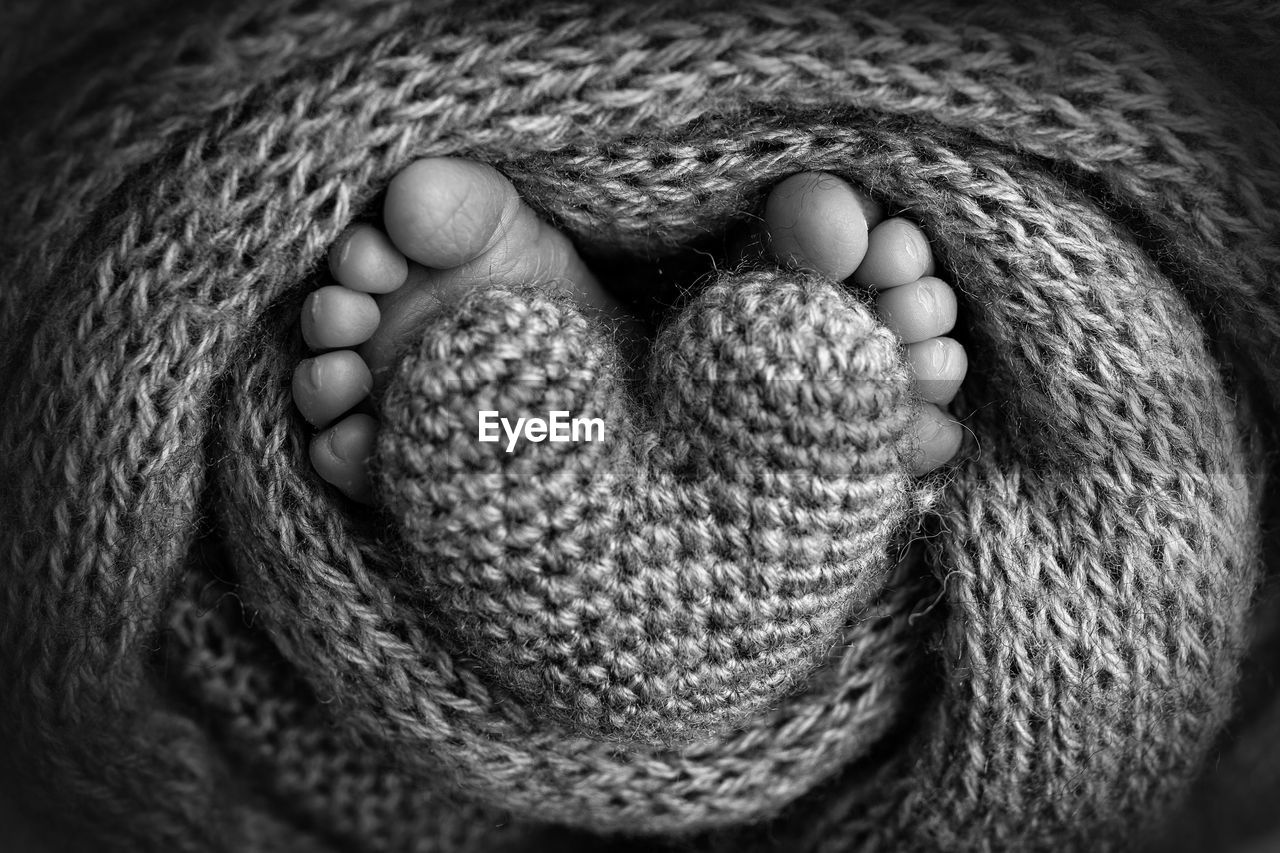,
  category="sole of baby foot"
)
[294,157,634,503]
[761,172,967,475]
